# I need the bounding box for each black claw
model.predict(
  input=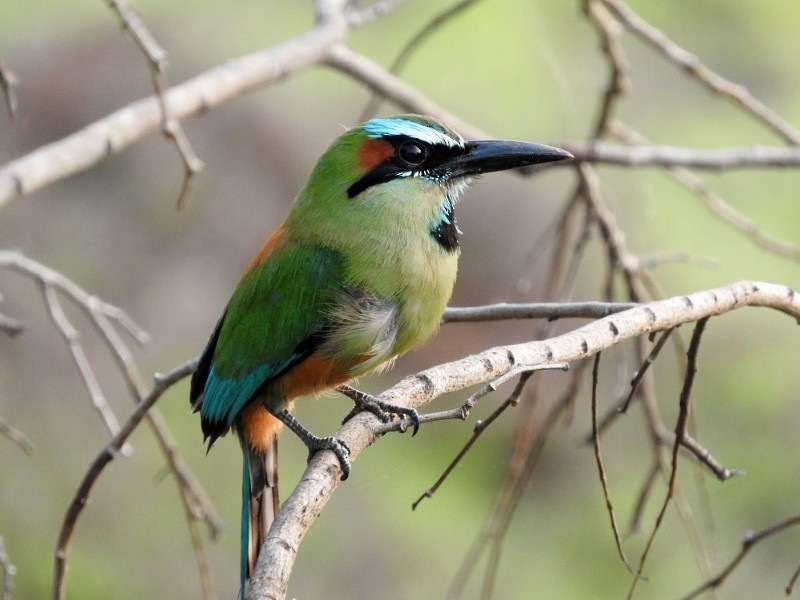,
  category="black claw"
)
[339,385,420,436]
[307,436,351,480]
